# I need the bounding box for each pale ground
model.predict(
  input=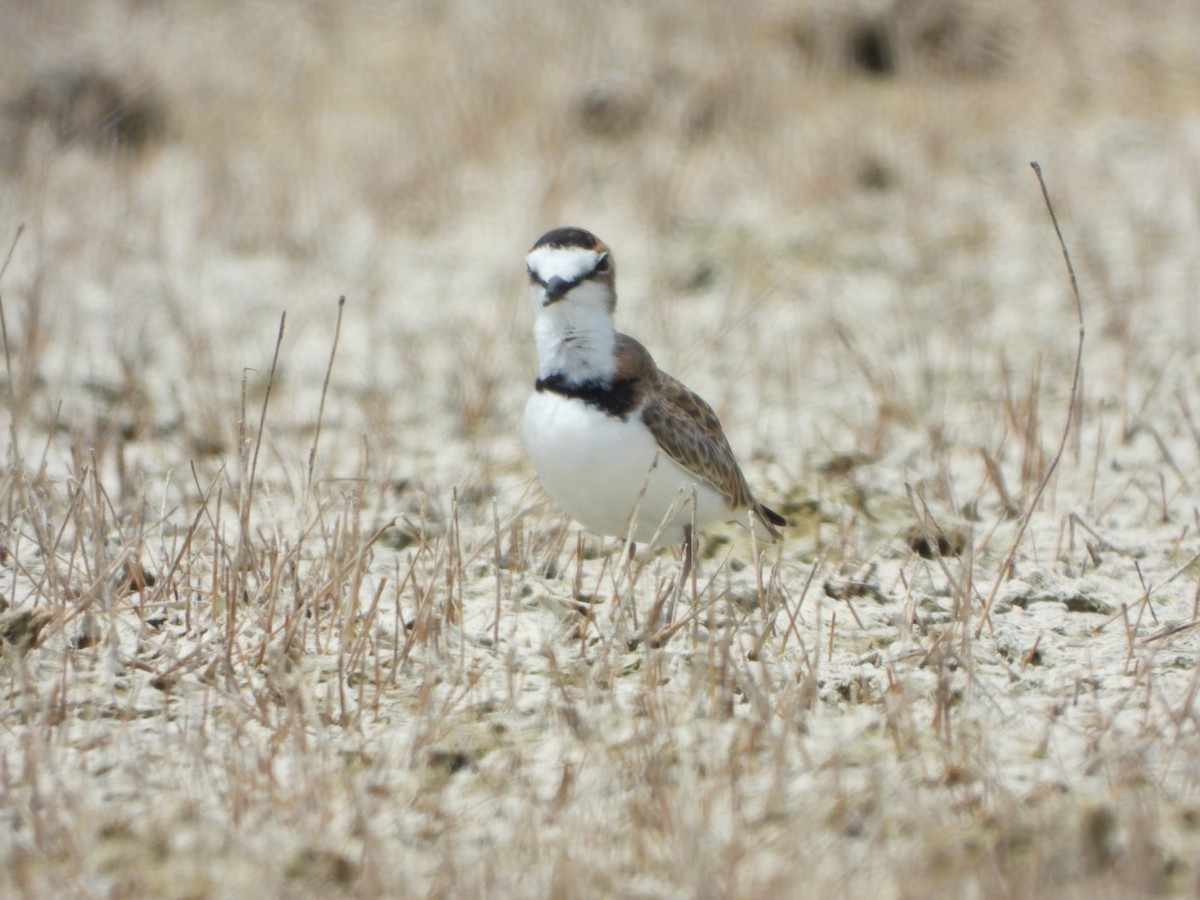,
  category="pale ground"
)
[2,1,1200,897]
